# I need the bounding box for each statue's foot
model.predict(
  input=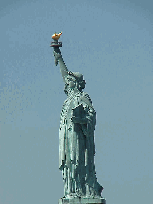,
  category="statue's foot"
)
[65,193,82,199]
[84,194,102,199]
[65,194,74,199]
